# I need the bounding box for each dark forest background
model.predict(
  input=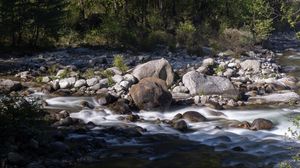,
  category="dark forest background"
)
[0,0,300,53]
